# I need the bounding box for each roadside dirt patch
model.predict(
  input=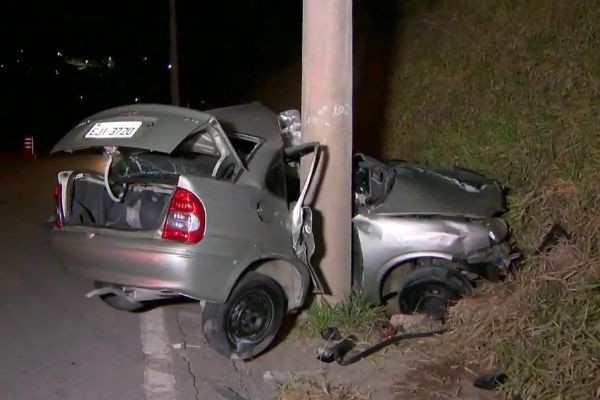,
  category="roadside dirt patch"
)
[392,357,500,400]
[165,302,499,400]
